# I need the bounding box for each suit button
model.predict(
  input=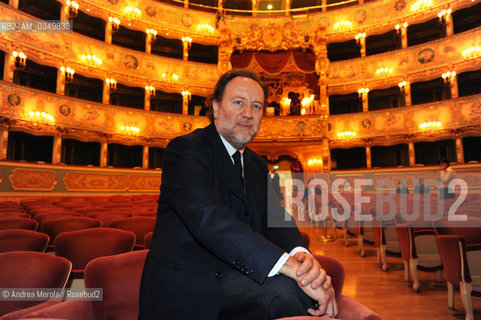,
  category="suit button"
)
[216,271,223,279]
